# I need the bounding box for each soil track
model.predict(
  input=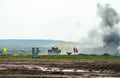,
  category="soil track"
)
[0,60,120,78]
